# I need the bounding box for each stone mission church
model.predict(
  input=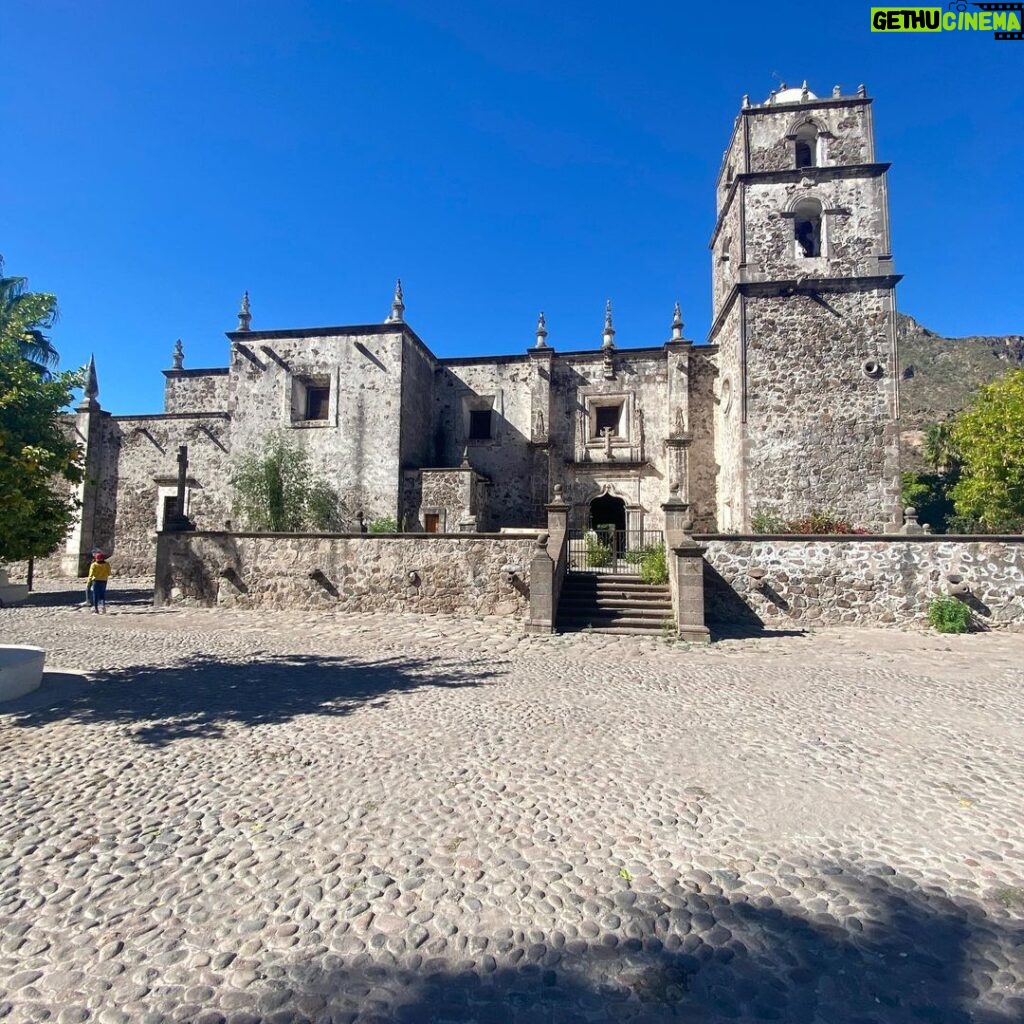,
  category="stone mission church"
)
[60,83,902,576]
